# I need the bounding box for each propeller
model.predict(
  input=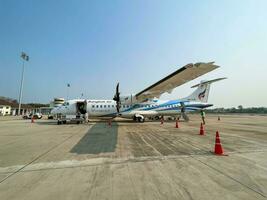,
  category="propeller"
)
[180,102,189,121]
[113,83,121,113]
